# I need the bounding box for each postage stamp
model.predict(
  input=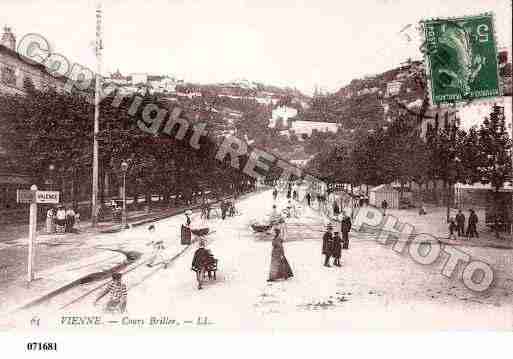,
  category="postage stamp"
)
[422,13,501,106]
